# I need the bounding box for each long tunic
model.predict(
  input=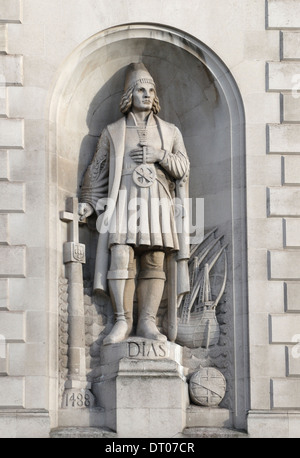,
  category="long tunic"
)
[108,113,179,250]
